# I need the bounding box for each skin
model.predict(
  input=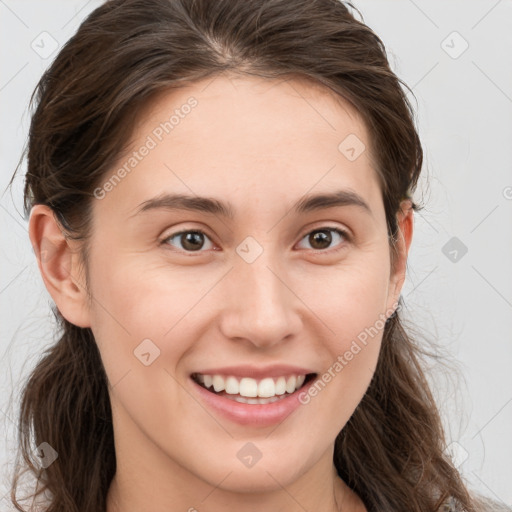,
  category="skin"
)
[29,73,413,512]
